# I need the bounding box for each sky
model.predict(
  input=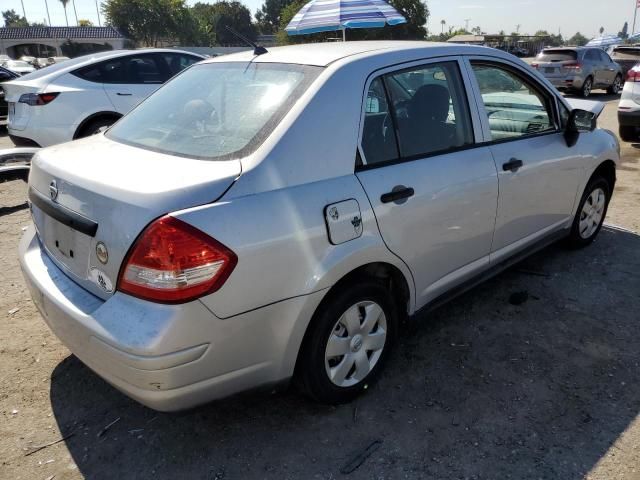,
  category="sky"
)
[1,0,637,39]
